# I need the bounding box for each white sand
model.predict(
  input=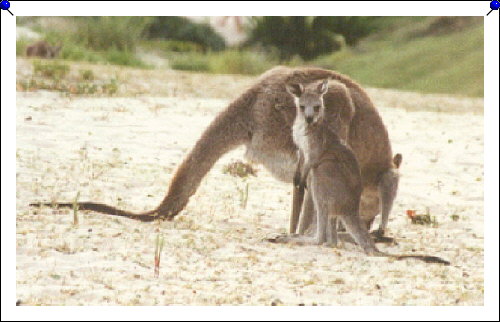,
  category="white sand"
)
[16,72,483,305]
